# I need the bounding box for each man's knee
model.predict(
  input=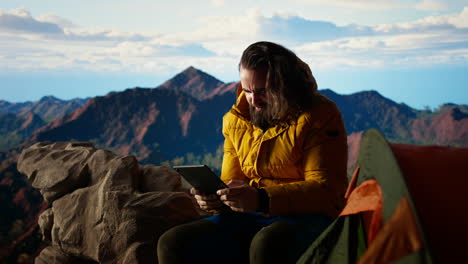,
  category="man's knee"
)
[157,220,216,263]
[250,221,294,263]
[157,224,185,260]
